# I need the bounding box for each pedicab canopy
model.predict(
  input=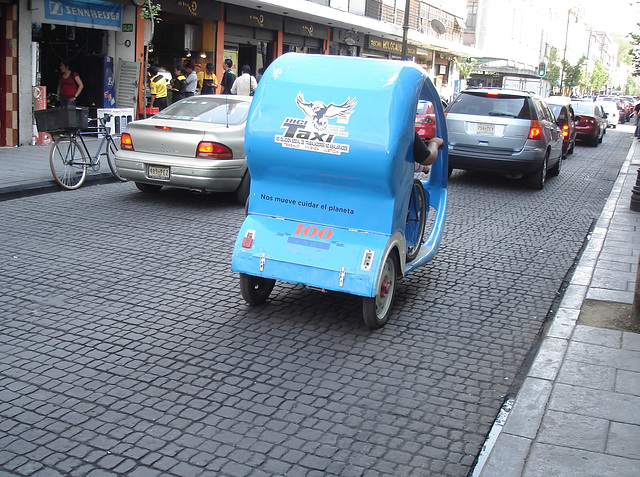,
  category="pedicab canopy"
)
[232,53,445,297]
